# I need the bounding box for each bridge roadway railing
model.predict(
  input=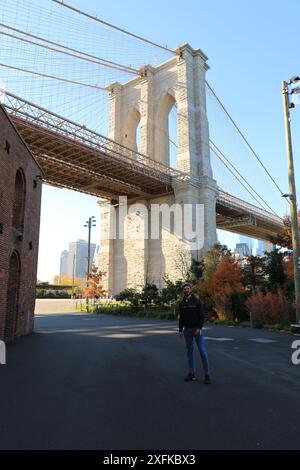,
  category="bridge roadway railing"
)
[217,189,283,226]
[1,89,185,185]
[186,175,282,227]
